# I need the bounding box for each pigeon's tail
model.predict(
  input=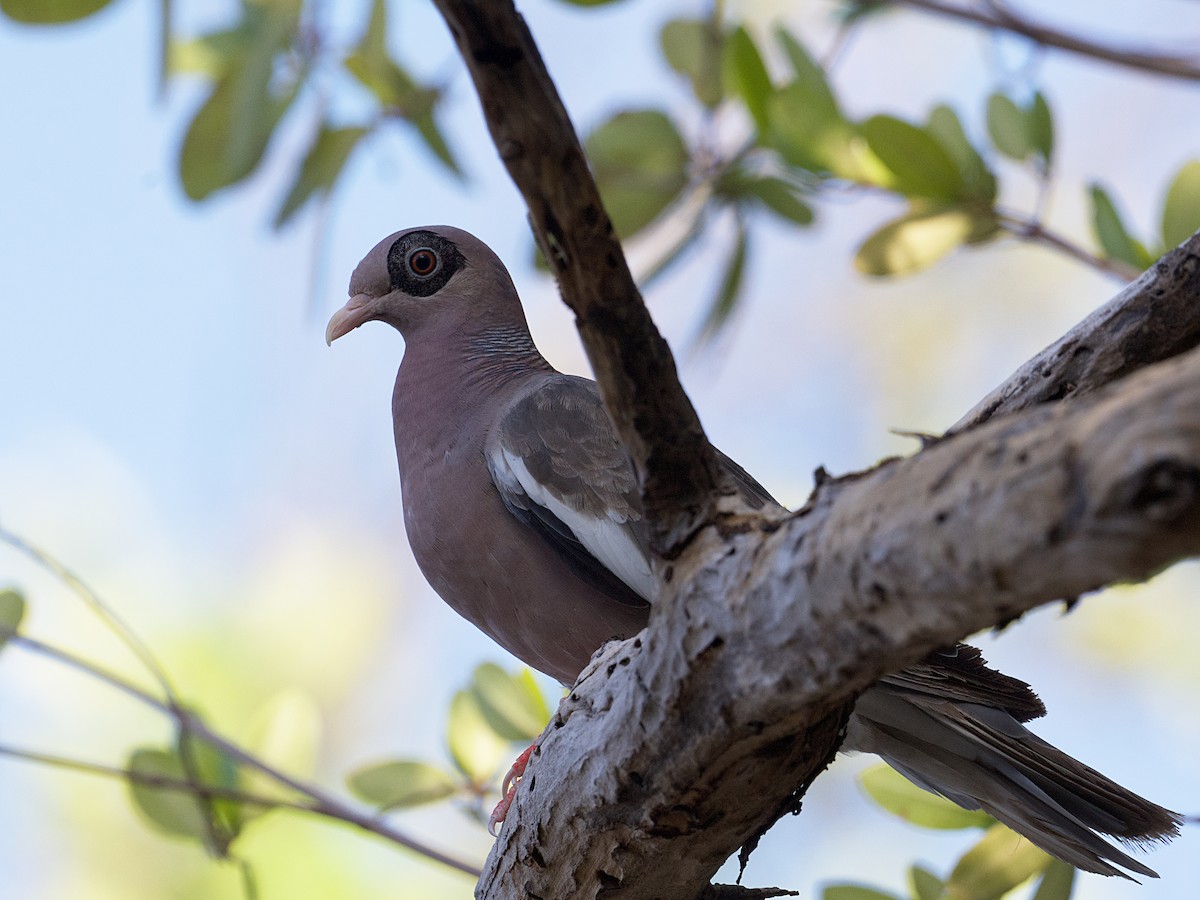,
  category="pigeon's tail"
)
[845,657,1180,879]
